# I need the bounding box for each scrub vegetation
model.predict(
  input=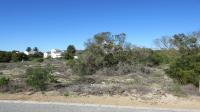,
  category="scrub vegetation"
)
[0,31,200,98]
